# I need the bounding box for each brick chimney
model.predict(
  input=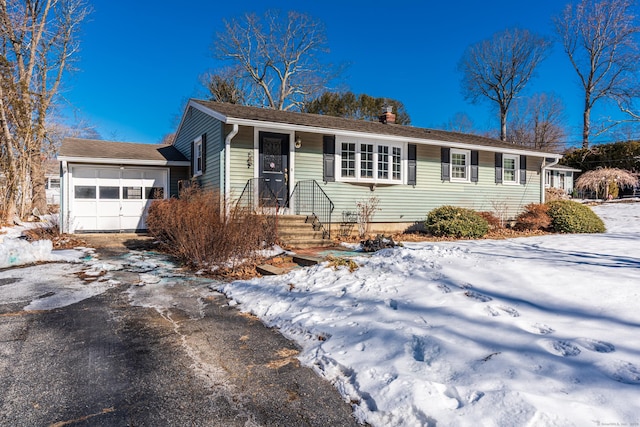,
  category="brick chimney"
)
[379,105,396,124]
